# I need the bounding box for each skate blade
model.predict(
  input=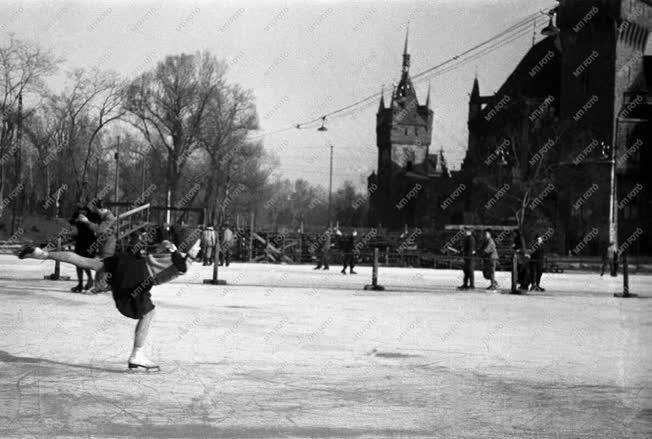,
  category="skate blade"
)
[128,363,160,372]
